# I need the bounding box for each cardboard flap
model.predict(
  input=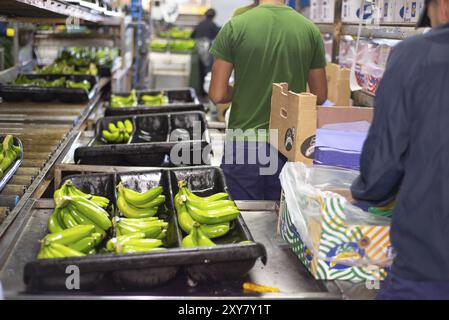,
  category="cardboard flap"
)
[317,106,373,128]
